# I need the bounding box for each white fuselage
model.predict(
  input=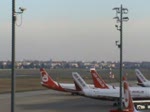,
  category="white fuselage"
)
[139,81,150,87]
[83,86,150,100]
[59,83,94,90]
